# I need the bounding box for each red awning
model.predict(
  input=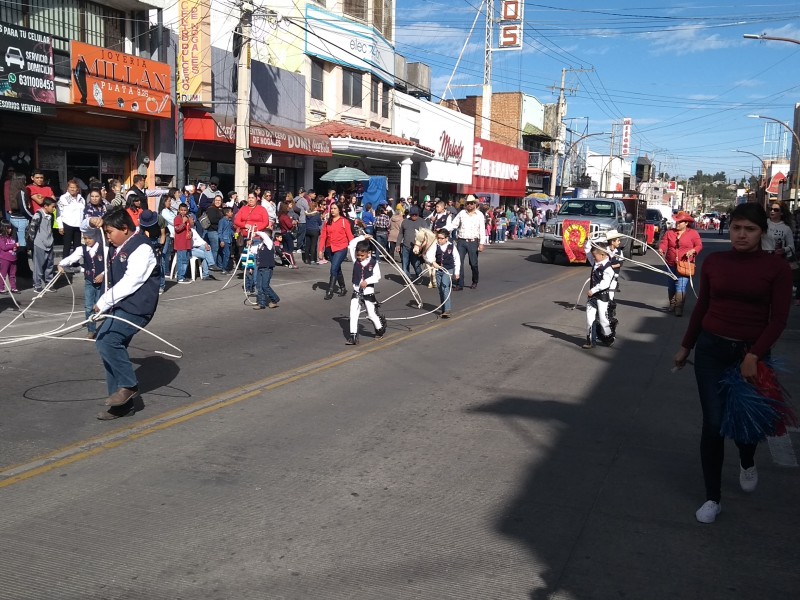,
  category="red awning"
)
[183,110,332,157]
[767,172,786,195]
